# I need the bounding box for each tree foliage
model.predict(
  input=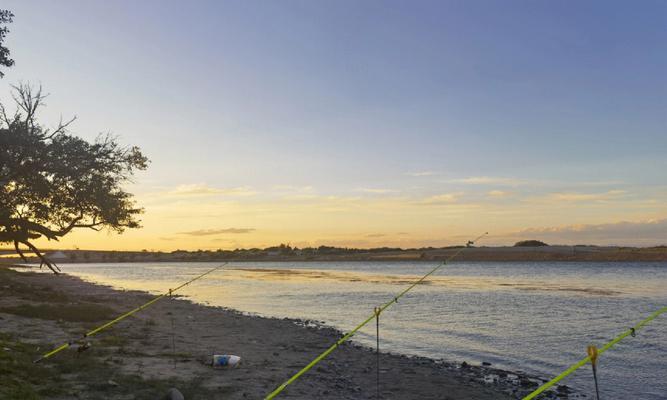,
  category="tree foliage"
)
[513,240,548,247]
[0,84,149,273]
[0,9,14,77]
